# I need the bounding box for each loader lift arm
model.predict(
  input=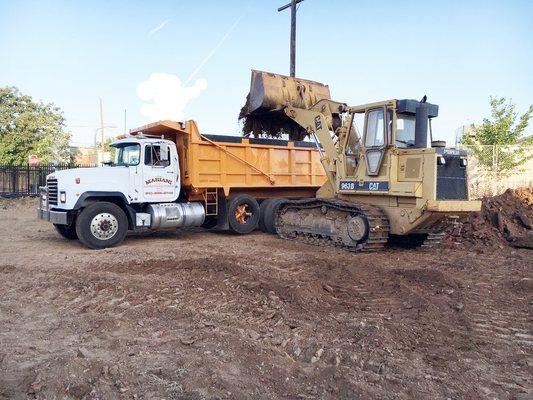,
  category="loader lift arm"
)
[282,99,348,190]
